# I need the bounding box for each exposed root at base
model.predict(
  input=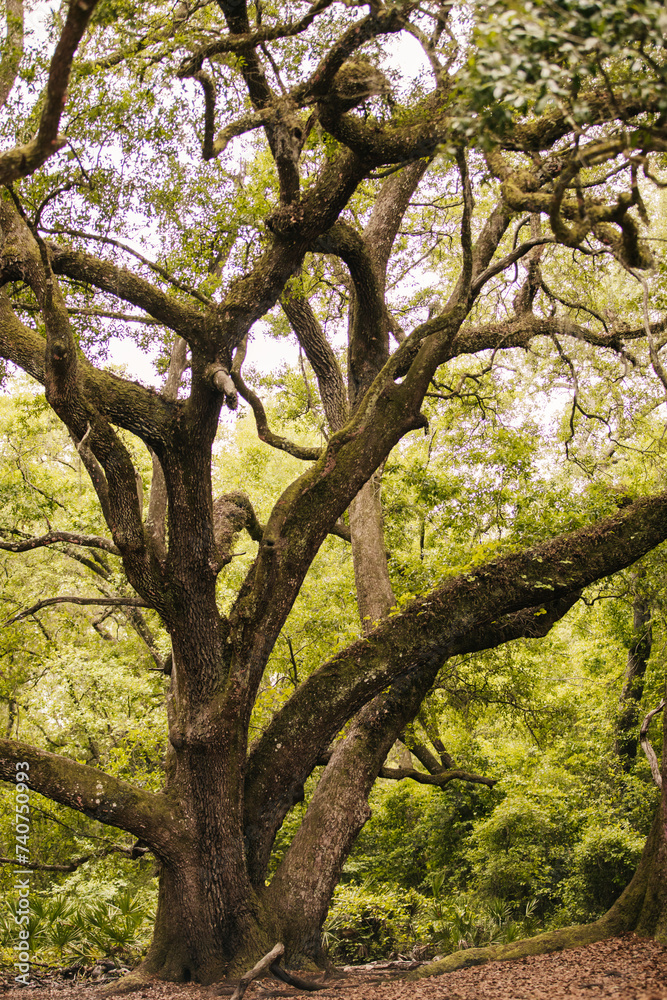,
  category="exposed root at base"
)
[407,918,615,980]
[99,967,158,996]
